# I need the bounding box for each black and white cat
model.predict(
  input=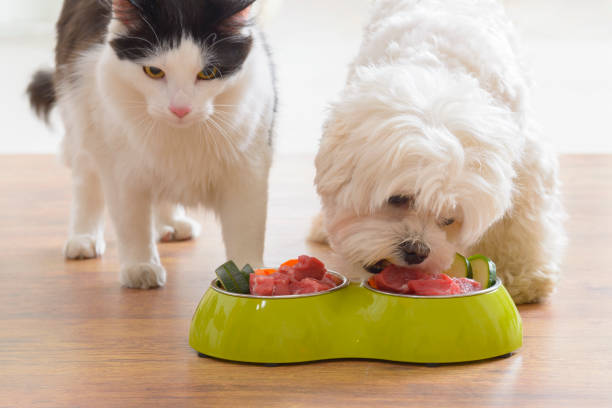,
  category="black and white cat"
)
[27,0,277,288]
